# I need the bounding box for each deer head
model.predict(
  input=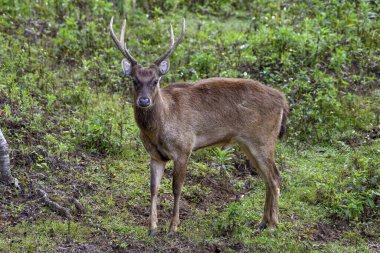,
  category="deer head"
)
[109,17,186,108]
